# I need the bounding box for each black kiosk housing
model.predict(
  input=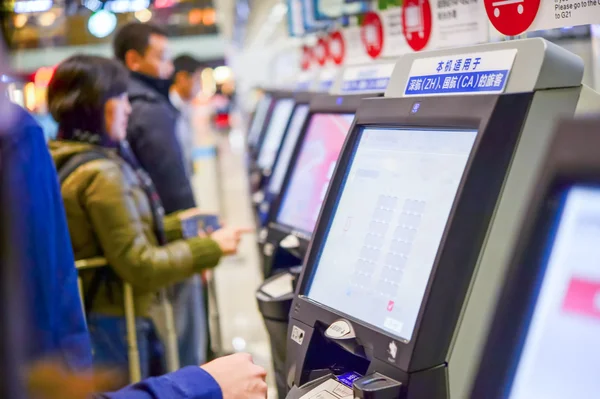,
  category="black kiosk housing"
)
[471,117,600,399]
[285,92,533,399]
